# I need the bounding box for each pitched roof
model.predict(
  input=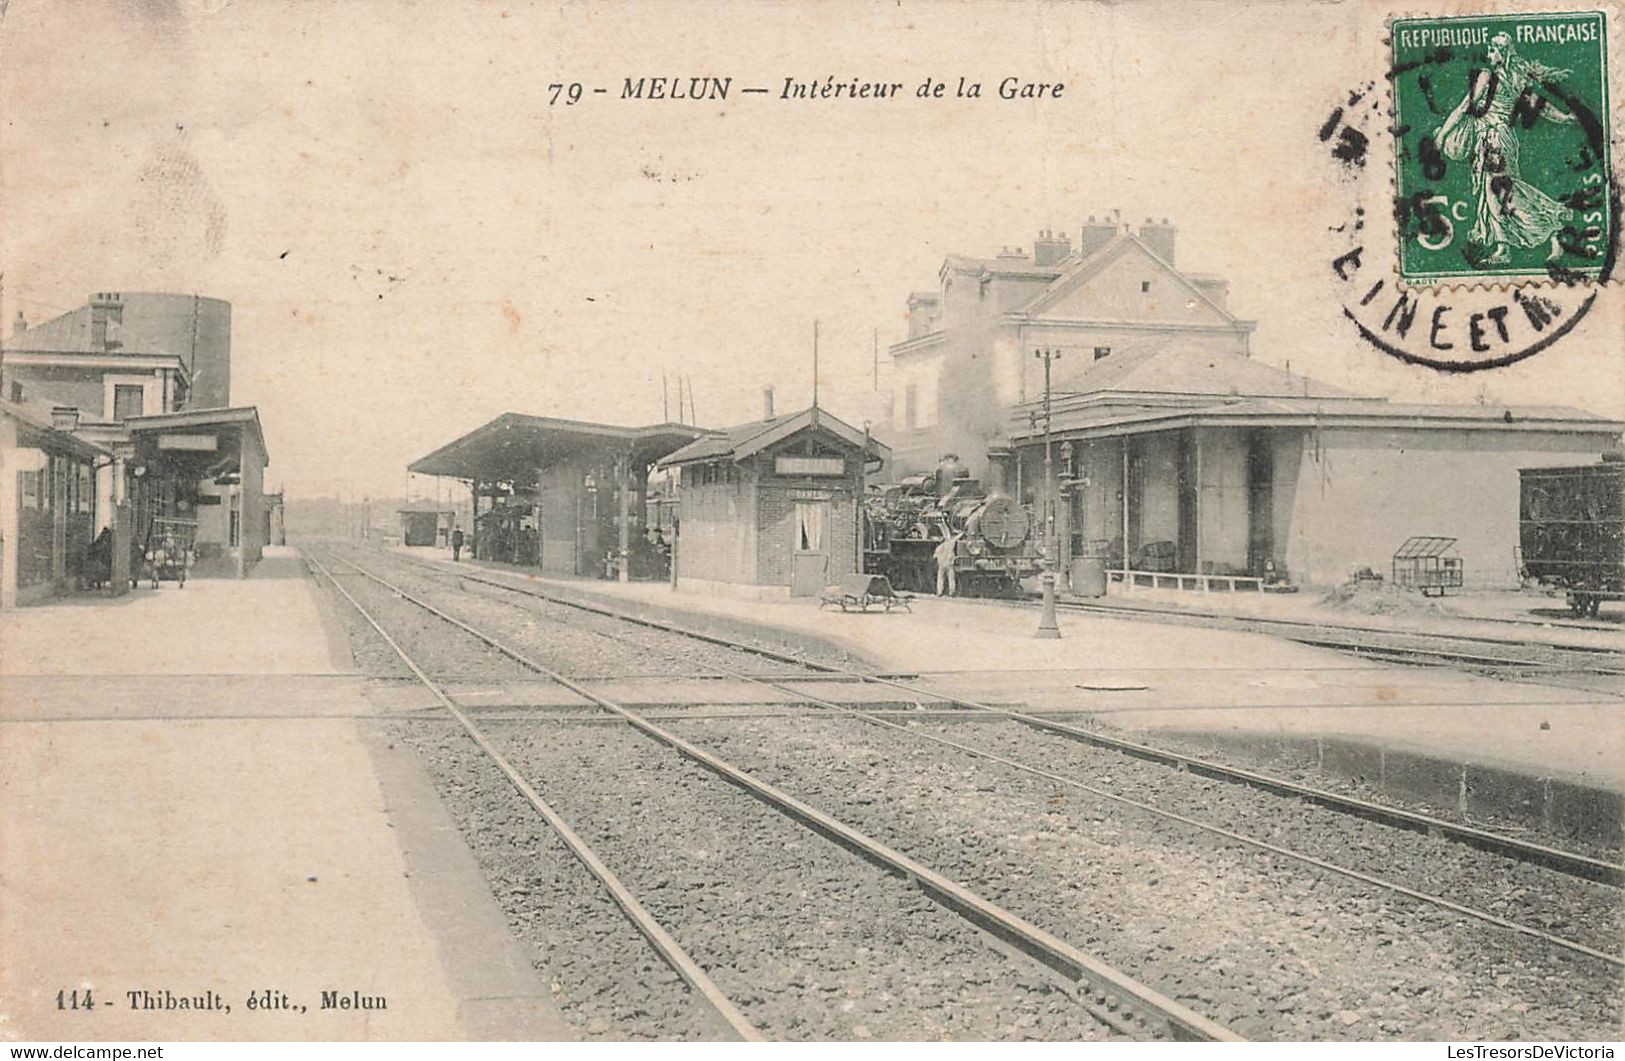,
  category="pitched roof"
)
[10,302,182,359]
[659,406,890,467]
[1012,232,1239,321]
[940,254,1062,279]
